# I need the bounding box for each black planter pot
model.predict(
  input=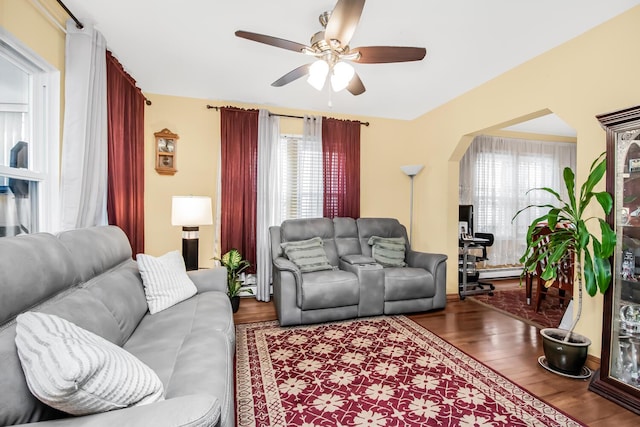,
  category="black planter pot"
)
[230,295,240,313]
[540,328,591,375]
